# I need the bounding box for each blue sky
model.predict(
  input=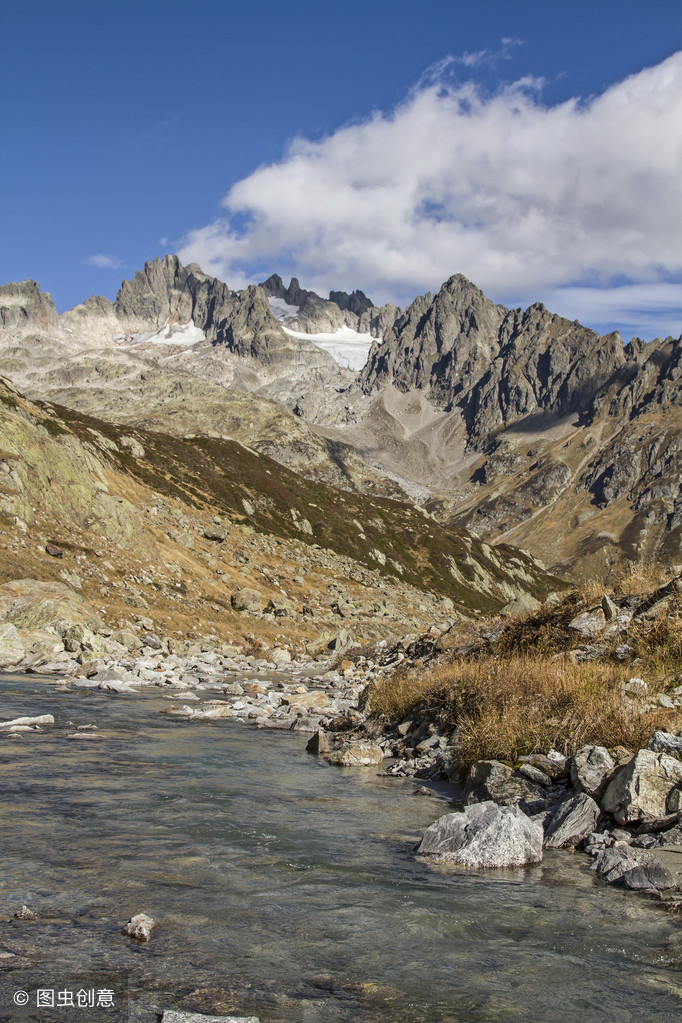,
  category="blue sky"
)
[2,0,681,339]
